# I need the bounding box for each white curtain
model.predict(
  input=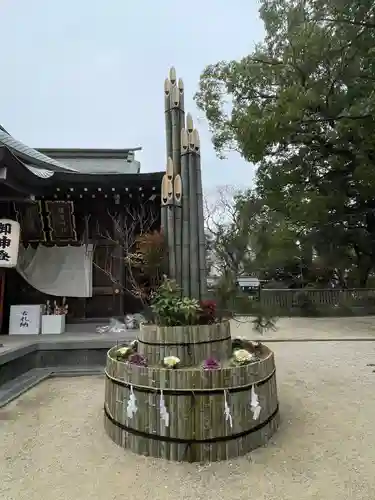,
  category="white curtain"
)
[16,244,93,297]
